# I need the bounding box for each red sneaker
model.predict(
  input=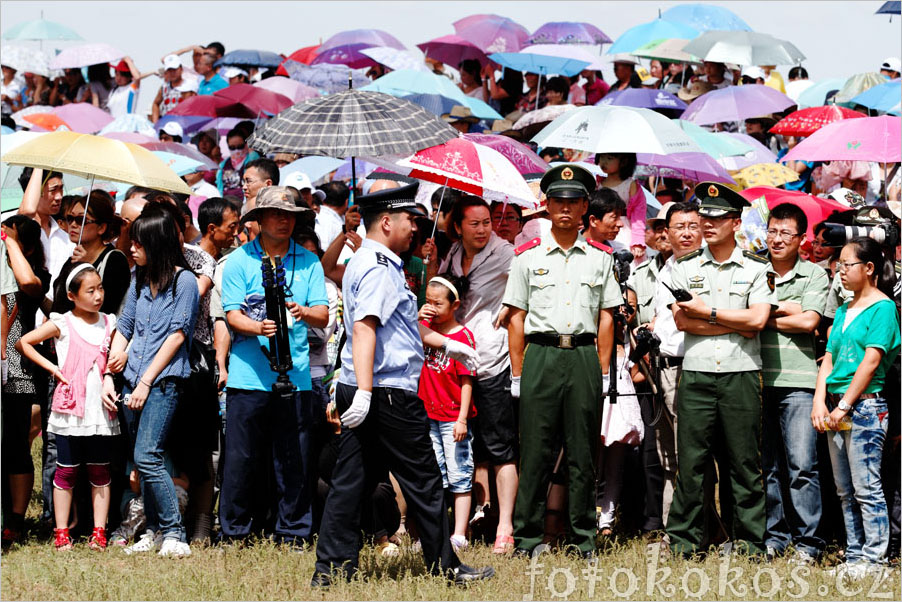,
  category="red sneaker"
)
[54,528,73,551]
[88,527,107,551]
